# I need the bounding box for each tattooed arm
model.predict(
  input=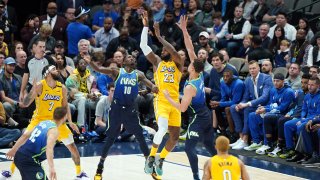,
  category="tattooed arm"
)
[23,81,42,107]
